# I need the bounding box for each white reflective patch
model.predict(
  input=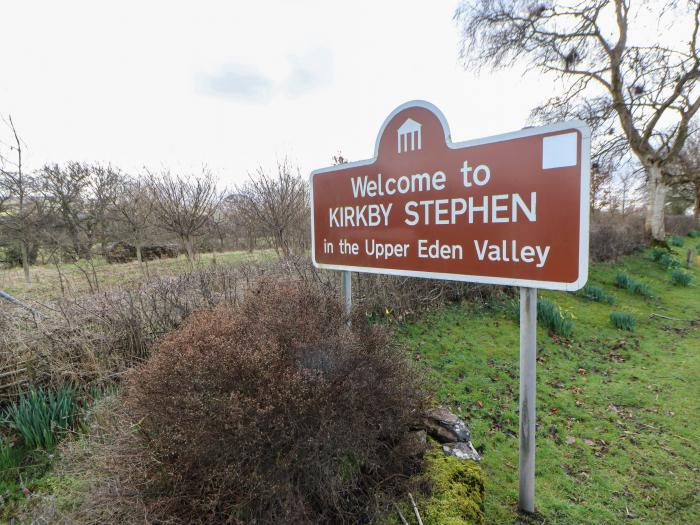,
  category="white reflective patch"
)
[542,132,577,169]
